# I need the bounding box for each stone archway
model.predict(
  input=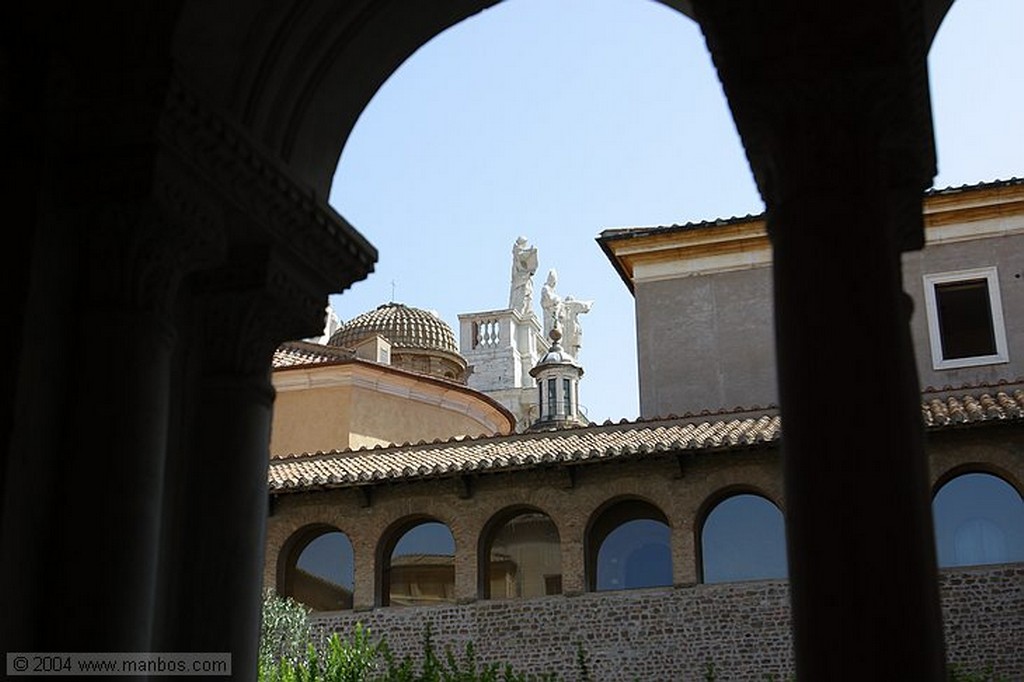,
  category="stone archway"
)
[1,1,959,679]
